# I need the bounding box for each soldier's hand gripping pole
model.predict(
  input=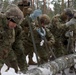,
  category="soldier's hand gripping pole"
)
[27,16,40,66]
